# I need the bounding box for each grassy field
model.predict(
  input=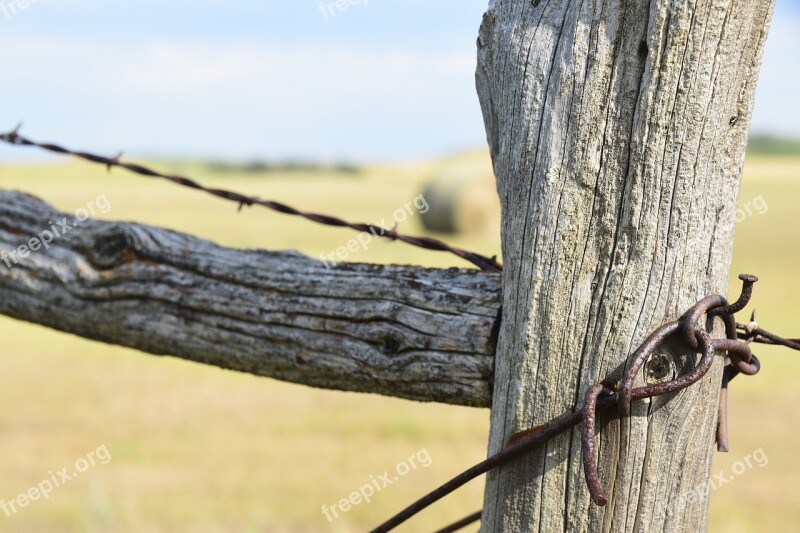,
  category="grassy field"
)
[0,151,798,532]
